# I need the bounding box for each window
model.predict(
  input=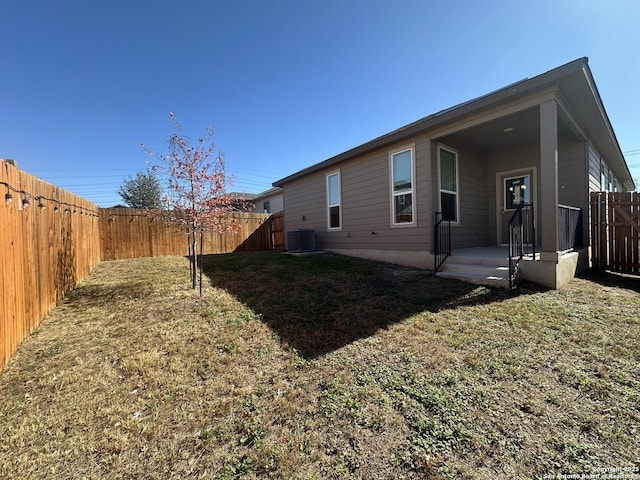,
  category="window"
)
[600,161,617,192]
[600,161,612,191]
[439,147,458,222]
[504,175,530,210]
[390,147,415,225]
[327,172,341,229]
[263,201,270,213]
